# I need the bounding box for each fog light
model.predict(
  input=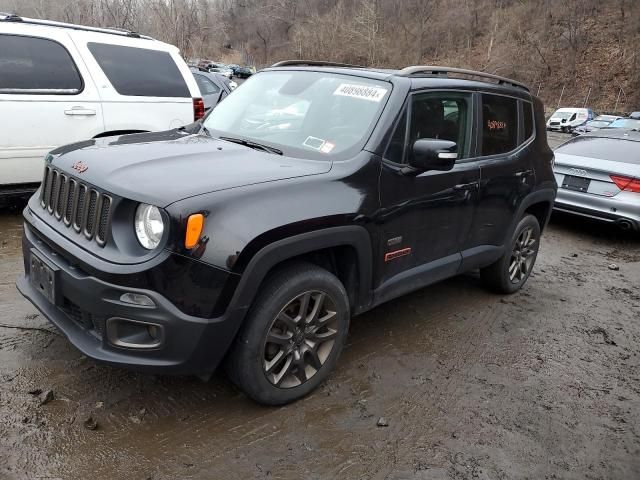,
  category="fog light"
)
[120,292,155,307]
[147,324,160,341]
[106,317,163,349]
